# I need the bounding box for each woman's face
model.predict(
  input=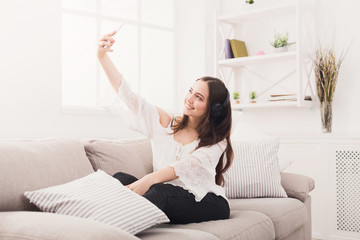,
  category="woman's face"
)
[183,80,209,119]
